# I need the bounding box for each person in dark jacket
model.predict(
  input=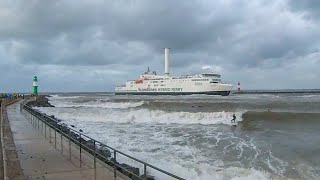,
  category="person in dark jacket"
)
[231,114,236,123]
